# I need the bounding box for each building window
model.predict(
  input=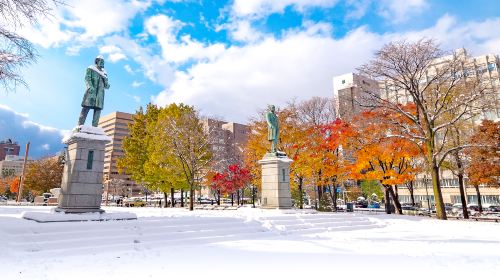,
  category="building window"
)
[282,168,285,182]
[341,79,345,84]
[87,151,94,170]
